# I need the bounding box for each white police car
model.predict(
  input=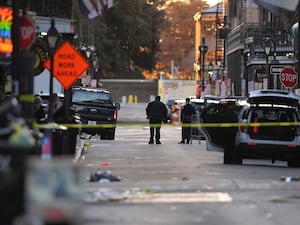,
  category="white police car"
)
[200,90,300,167]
